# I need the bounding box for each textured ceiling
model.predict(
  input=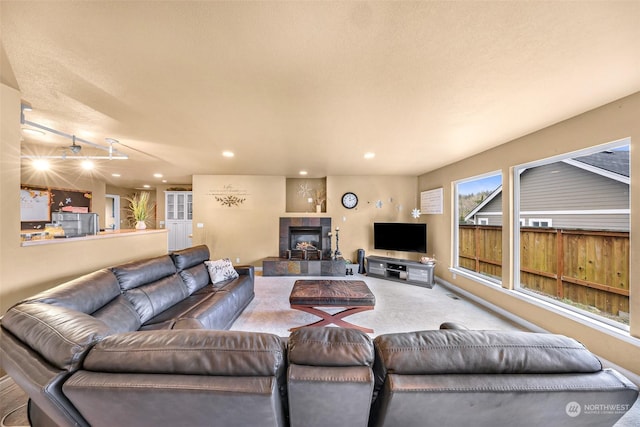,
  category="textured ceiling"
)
[2,1,639,189]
